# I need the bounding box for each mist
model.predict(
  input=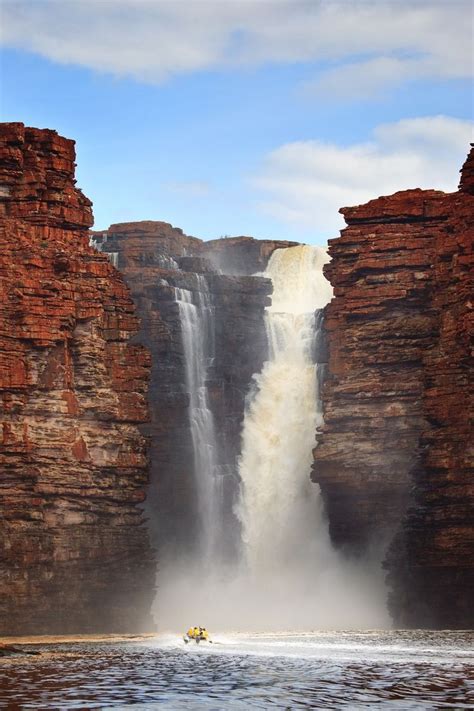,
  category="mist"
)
[152,246,389,633]
[154,551,389,632]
